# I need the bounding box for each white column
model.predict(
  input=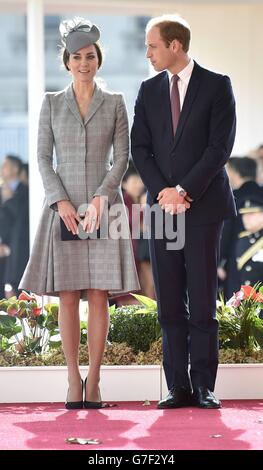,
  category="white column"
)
[27,0,45,246]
